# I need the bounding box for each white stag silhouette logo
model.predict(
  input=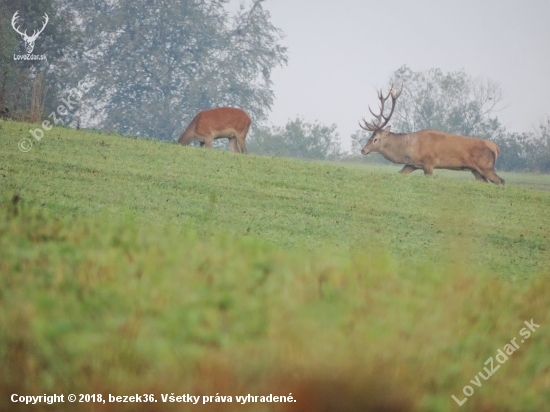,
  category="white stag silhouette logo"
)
[11,11,49,54]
